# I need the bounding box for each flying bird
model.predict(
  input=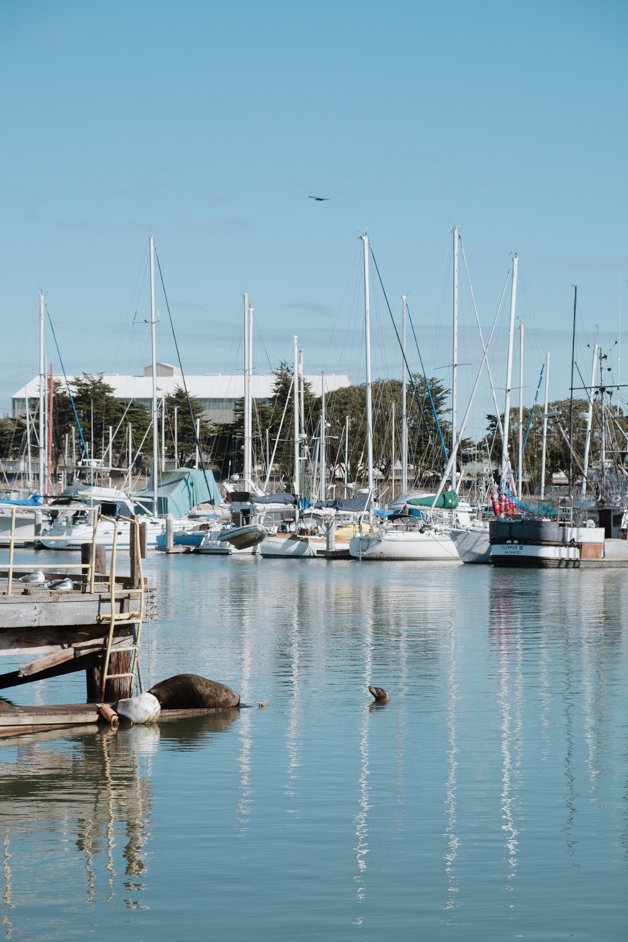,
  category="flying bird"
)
[308,195,330,201]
